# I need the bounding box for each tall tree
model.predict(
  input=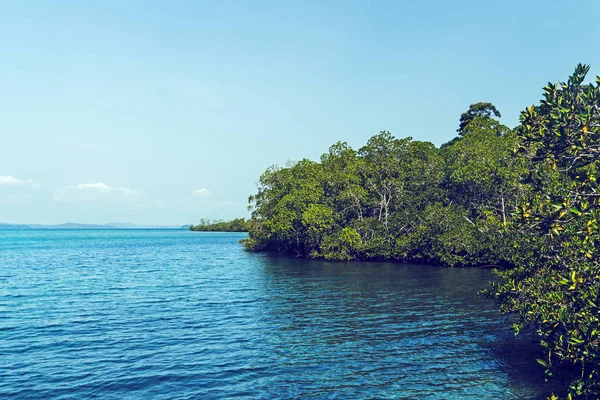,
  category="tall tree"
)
[457,102,502,135]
